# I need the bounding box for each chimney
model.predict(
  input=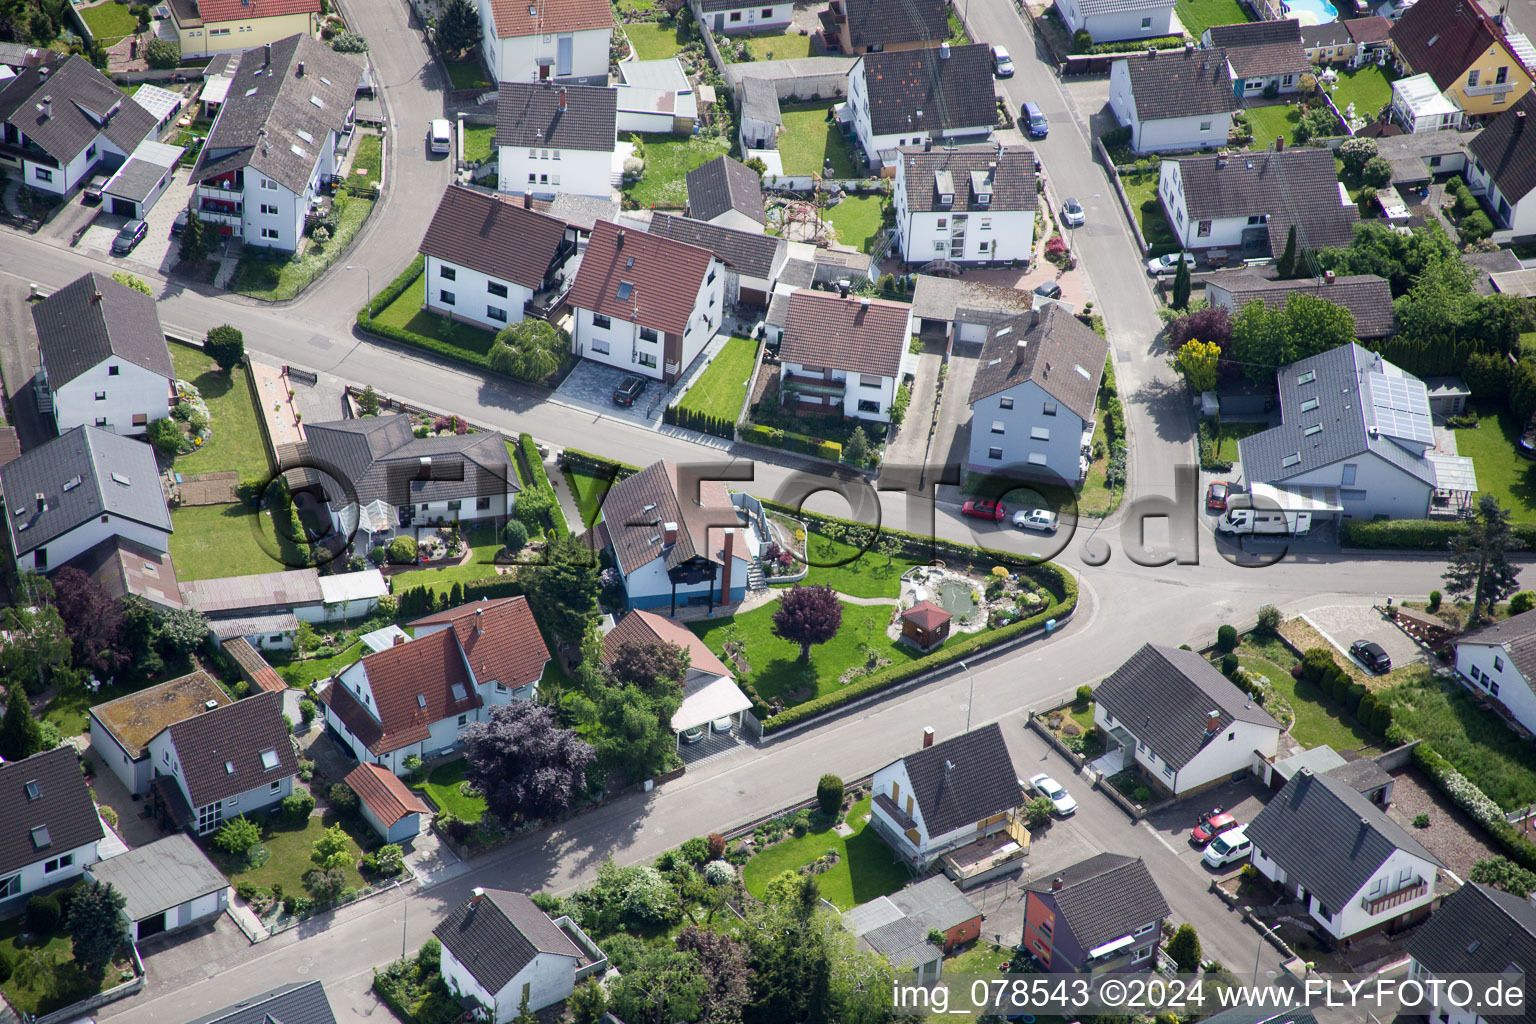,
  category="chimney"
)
[393,633,406,646]
[940,41,950,59]
[1051,877,1064,891]
[418,455,432,480]
[1014,339,1028,367]
[264,42,271,65]
[616,228,625,249]
[523,190,533,209]
[475,607,484,634]
[89,291,103,304]
[1205,710,1221,736]
[859,296,871,309]
[297,61,305,77]
[558,87,568,112]
[838,281,850,298]
[40,95,51,119]
[1146,46,1156,59]
[1184,41,1195,56]
[1215,149,1228,168]
[922,726,935,749]
[1275,135,1285,152]
[720,528,735,599]
[1324,269,1335,284]
[1043,361,1052,377]
[470,887,486,906]
[662,521,678,546]
[35,493,45,510]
